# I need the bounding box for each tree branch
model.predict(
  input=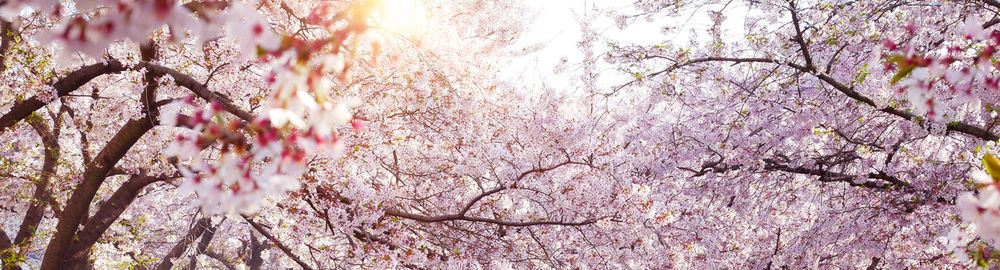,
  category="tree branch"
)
[0,19,13,72]
[658,56,1000,141]
[762,158,910,190]
[0,61,128,133]
[65,174,167,263]
[10,115,61,259]
[242,215,314,270]
[245,230,271,270]
[142,63,255,122]
[0,227,11,268]
[203,249,237,270]
[156,217,212,270]
[40,117,154,269]
[788,0,815,71]
[0,60,255,134]
[384,159,600,227]
[60,41,168,265]
[982,0,1000,9]
[0,228,10,251]
[383,208,602,227]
